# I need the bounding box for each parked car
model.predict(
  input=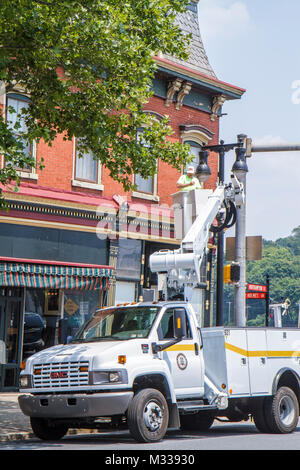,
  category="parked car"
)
[23,313,46,357]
